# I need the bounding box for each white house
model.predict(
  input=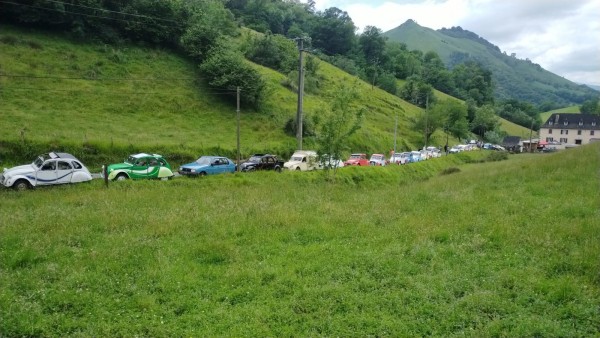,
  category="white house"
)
[539,113,600,146]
